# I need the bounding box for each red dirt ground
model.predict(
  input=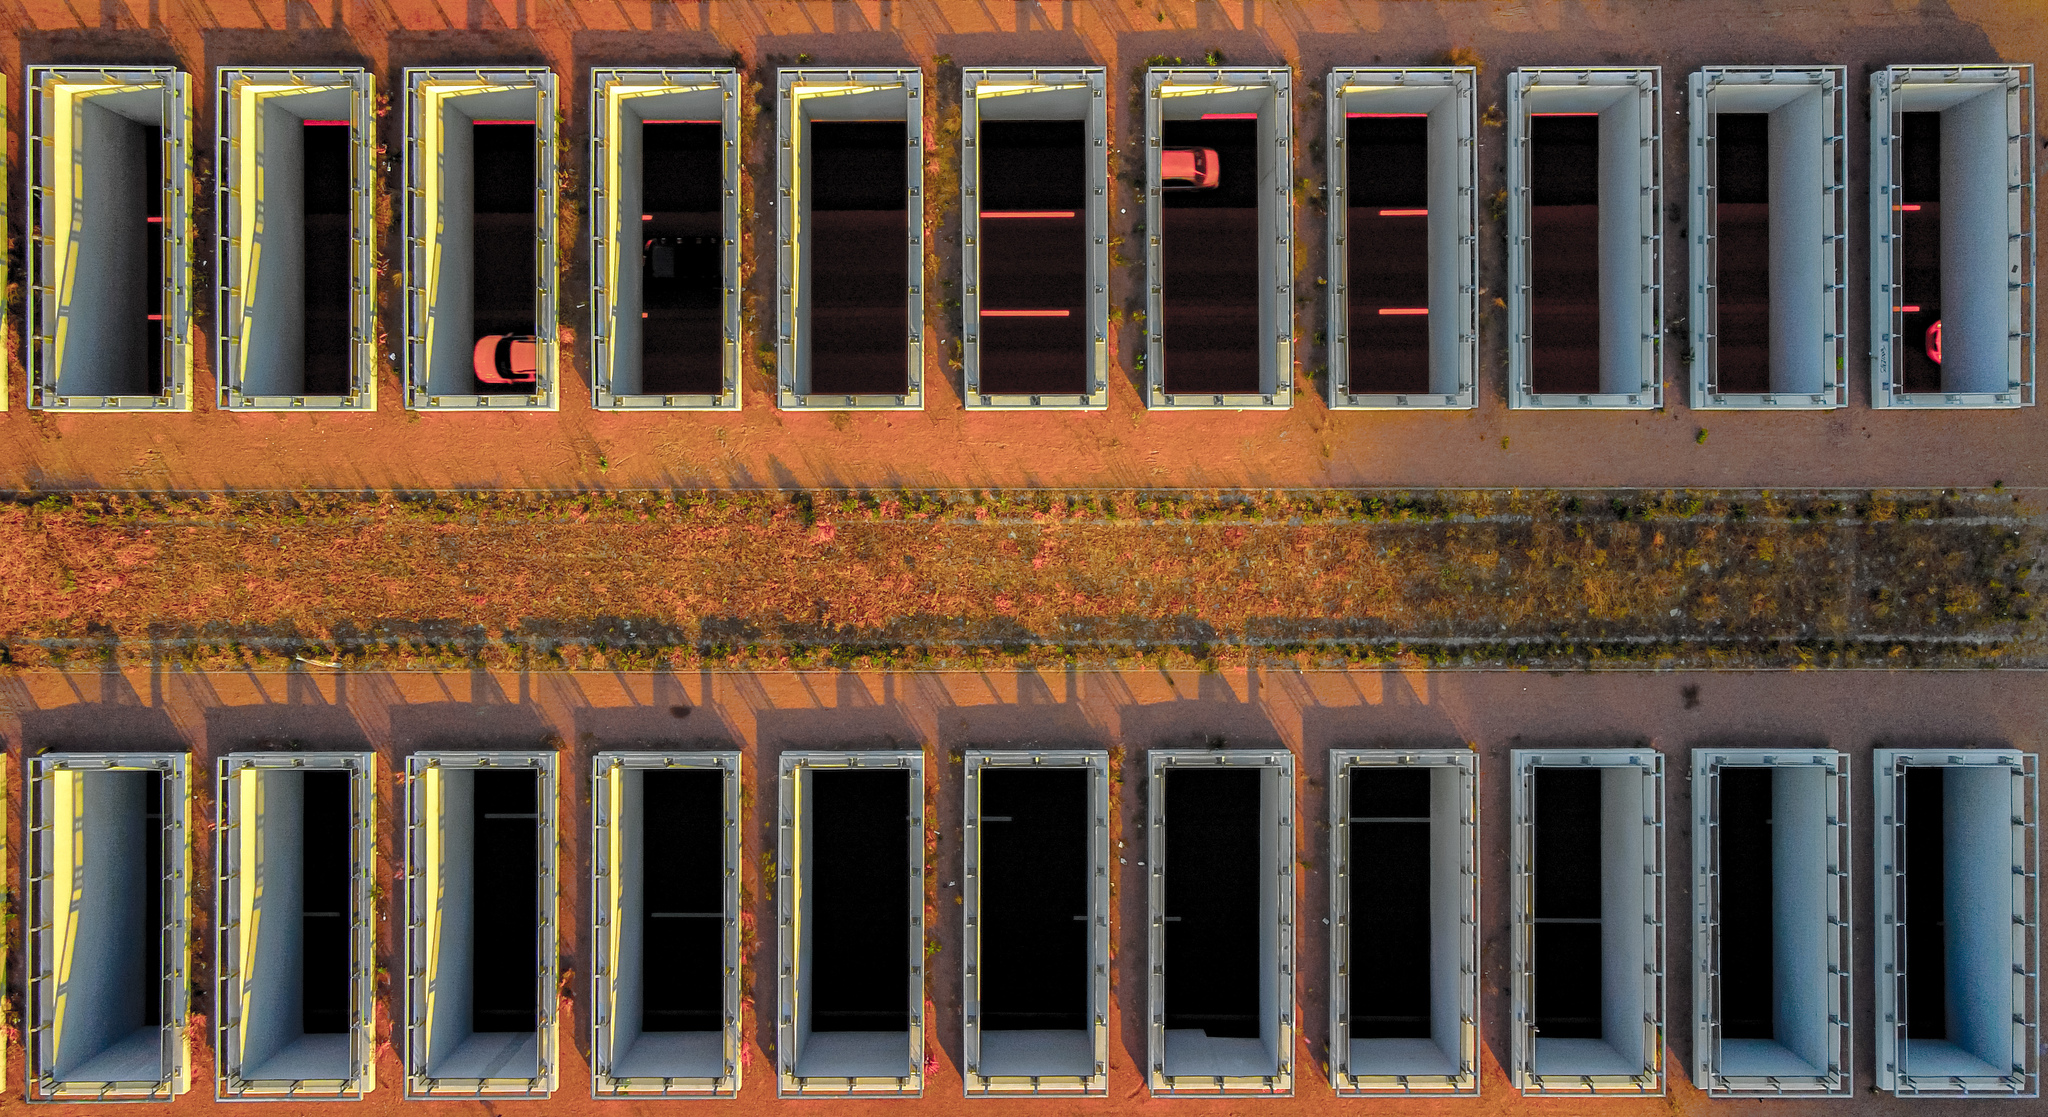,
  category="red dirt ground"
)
[1,665,2039,1114]
[0,0,2044,494]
